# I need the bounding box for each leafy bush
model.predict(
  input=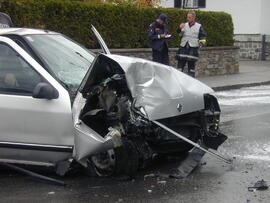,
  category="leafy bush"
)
[1,0,234,48]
